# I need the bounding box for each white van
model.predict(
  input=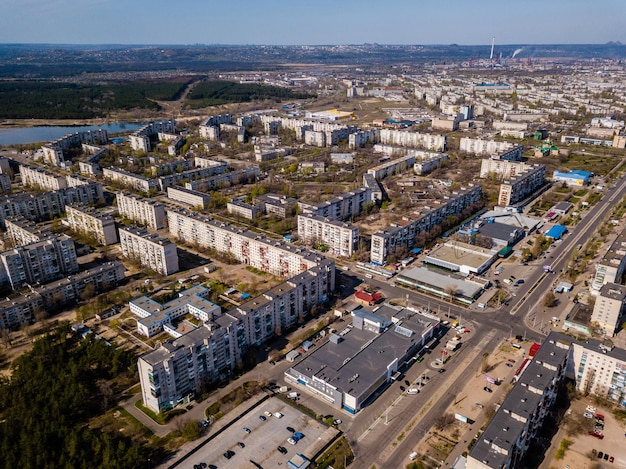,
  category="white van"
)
[407,388,419,395]
[365,273,373,279]
[409,451,418,460]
